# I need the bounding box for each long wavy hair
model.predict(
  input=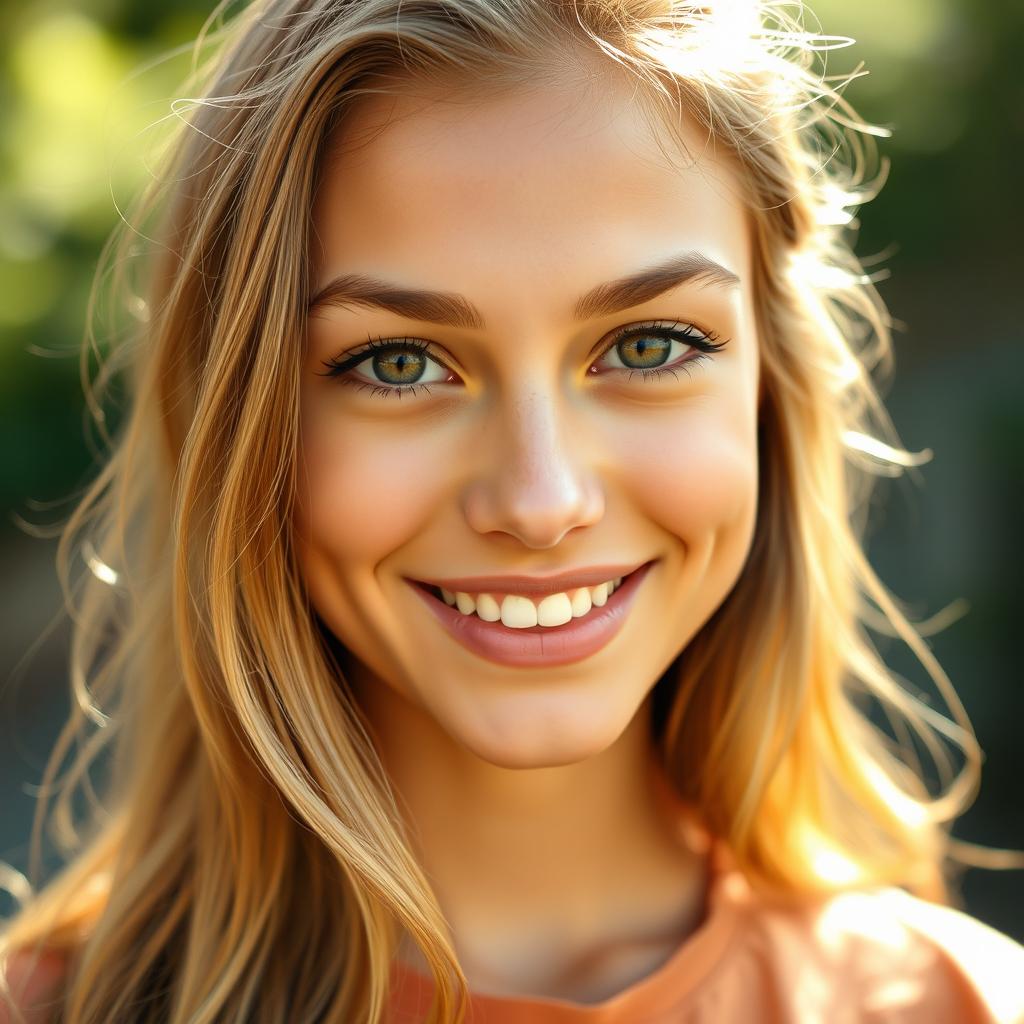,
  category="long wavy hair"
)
[1,0,1012,1020]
